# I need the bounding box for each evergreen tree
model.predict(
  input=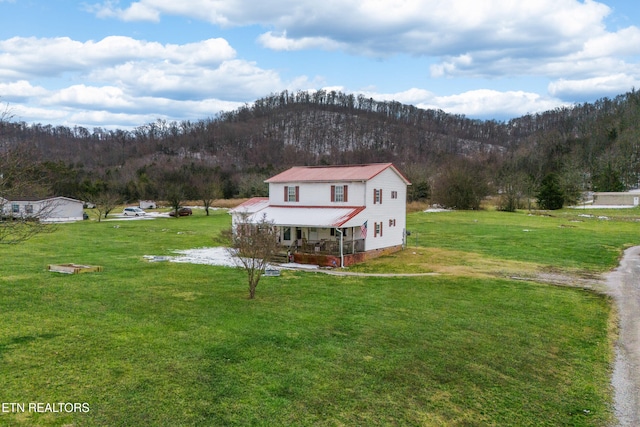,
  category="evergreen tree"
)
[537,174,564,210]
